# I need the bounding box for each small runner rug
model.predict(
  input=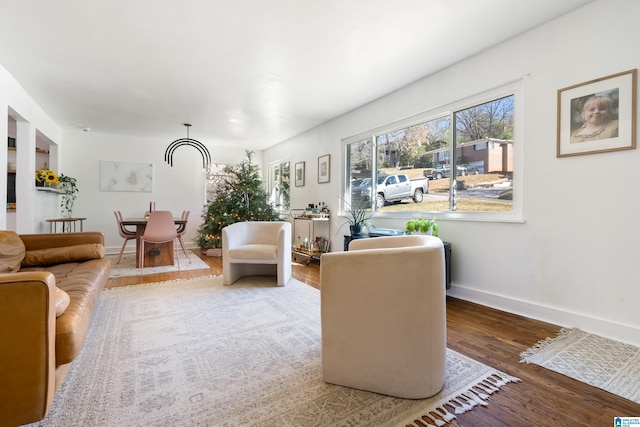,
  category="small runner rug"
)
[29,276,519,427]
[521,328,640,404]
[107,250,210,278]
